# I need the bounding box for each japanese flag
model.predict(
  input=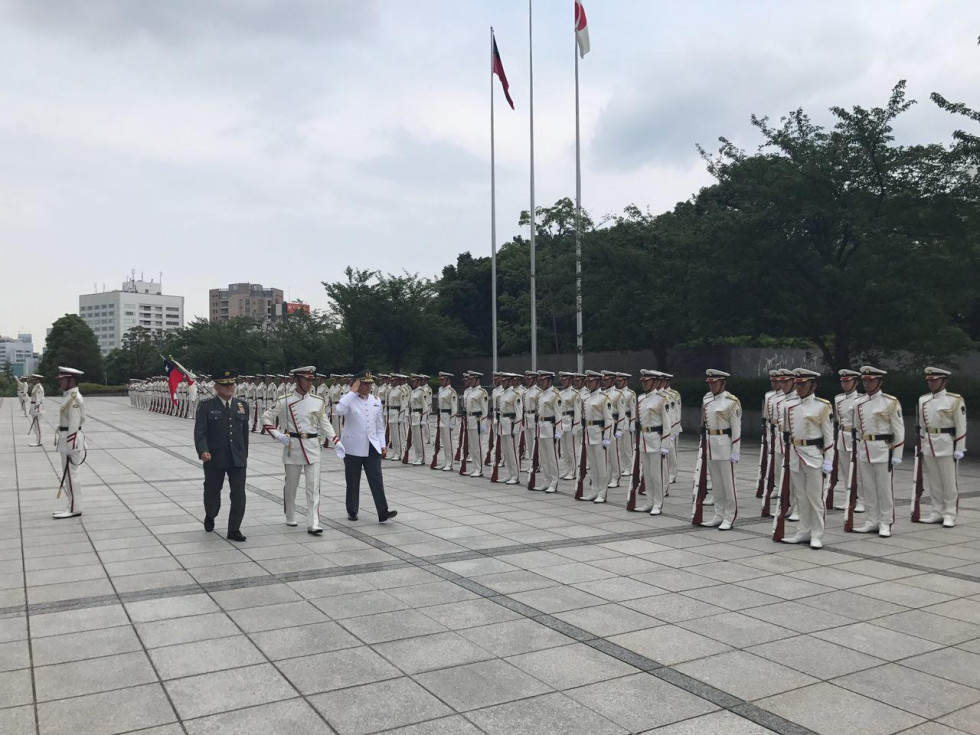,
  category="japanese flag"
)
[575,0,590,58]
